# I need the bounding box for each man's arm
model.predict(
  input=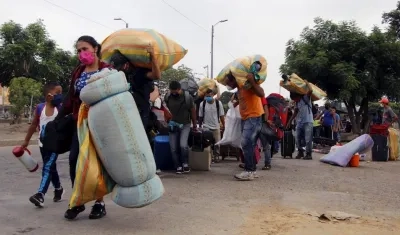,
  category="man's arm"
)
[287,108,298,129]
[219,101,225,128]
[145,46,161,80]
[198,101,204,127]
[247,73,265,97]
[389,108,398,124]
